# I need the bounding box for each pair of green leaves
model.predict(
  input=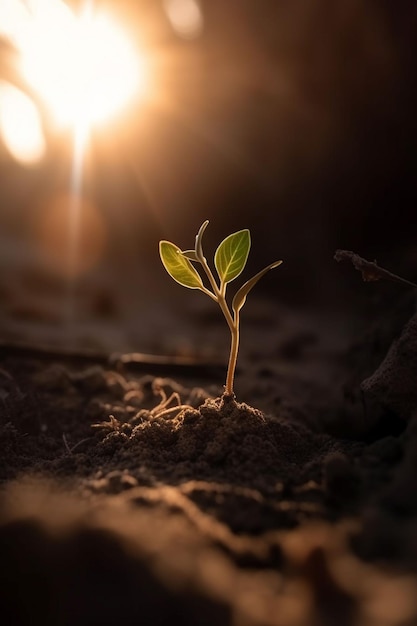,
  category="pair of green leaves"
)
[159,220,281,314]
[160,221,249,288]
